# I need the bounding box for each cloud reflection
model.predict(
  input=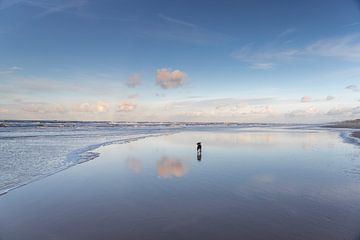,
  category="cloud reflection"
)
[127,157,143,174]
[157,156,188,178]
